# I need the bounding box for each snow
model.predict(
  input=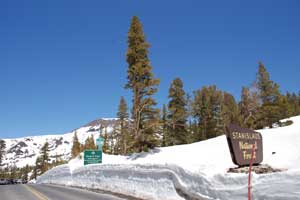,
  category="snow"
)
[37,116,300,200]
